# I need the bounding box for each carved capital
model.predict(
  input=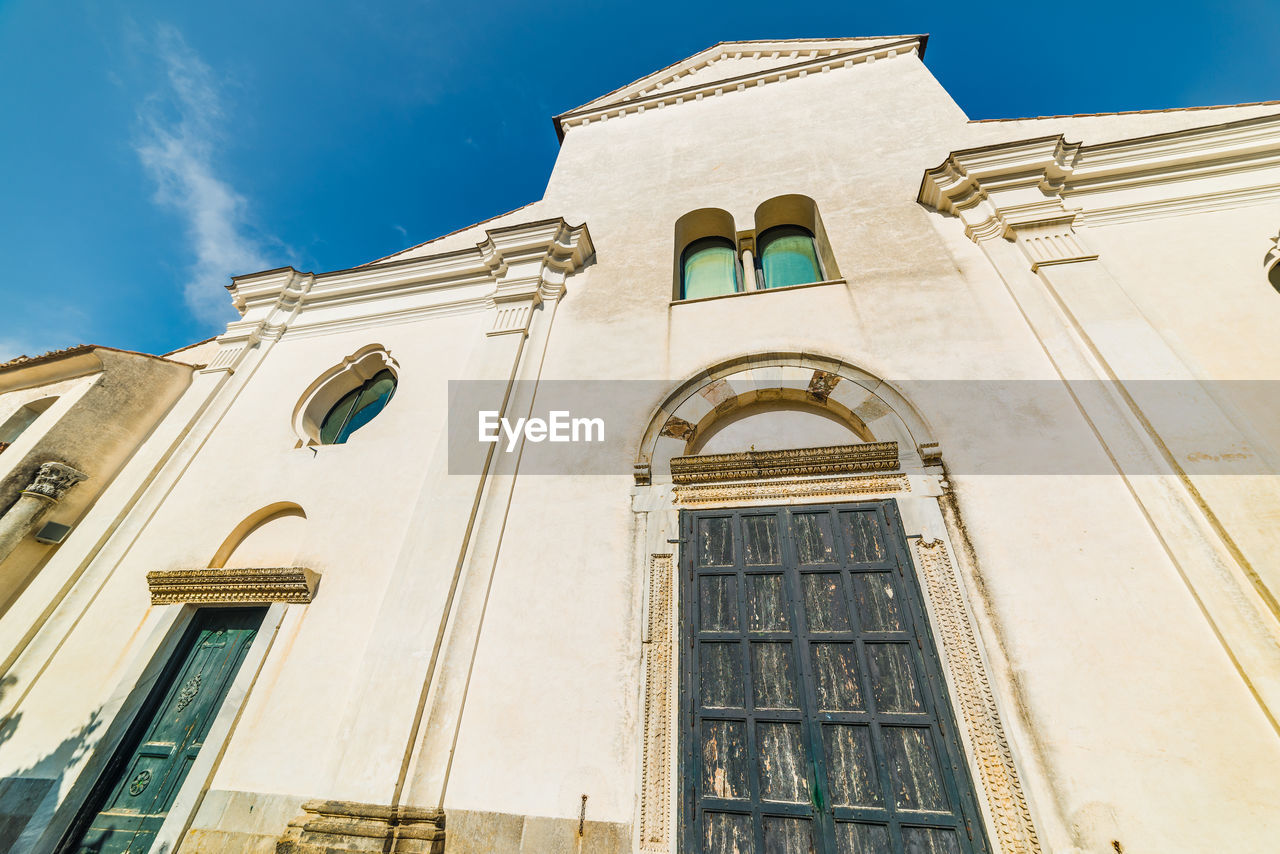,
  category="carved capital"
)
[21,461,87,502]
[481,219,594,335]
